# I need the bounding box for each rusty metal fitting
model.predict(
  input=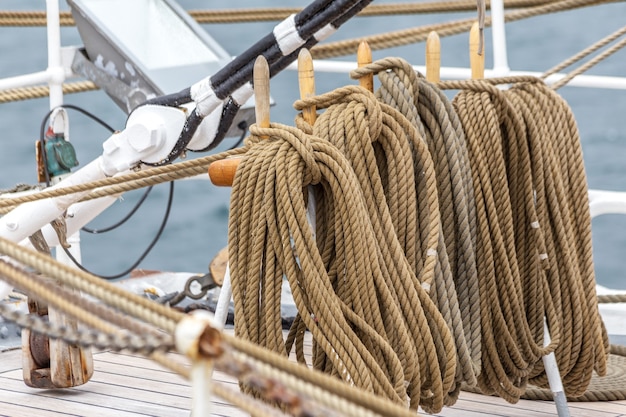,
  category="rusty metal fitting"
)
[175,310,223,361]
